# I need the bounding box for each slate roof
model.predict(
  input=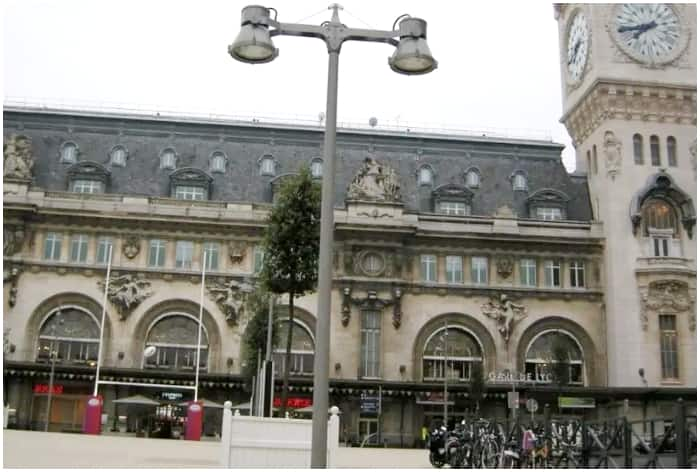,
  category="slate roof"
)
[3,107,592,221]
